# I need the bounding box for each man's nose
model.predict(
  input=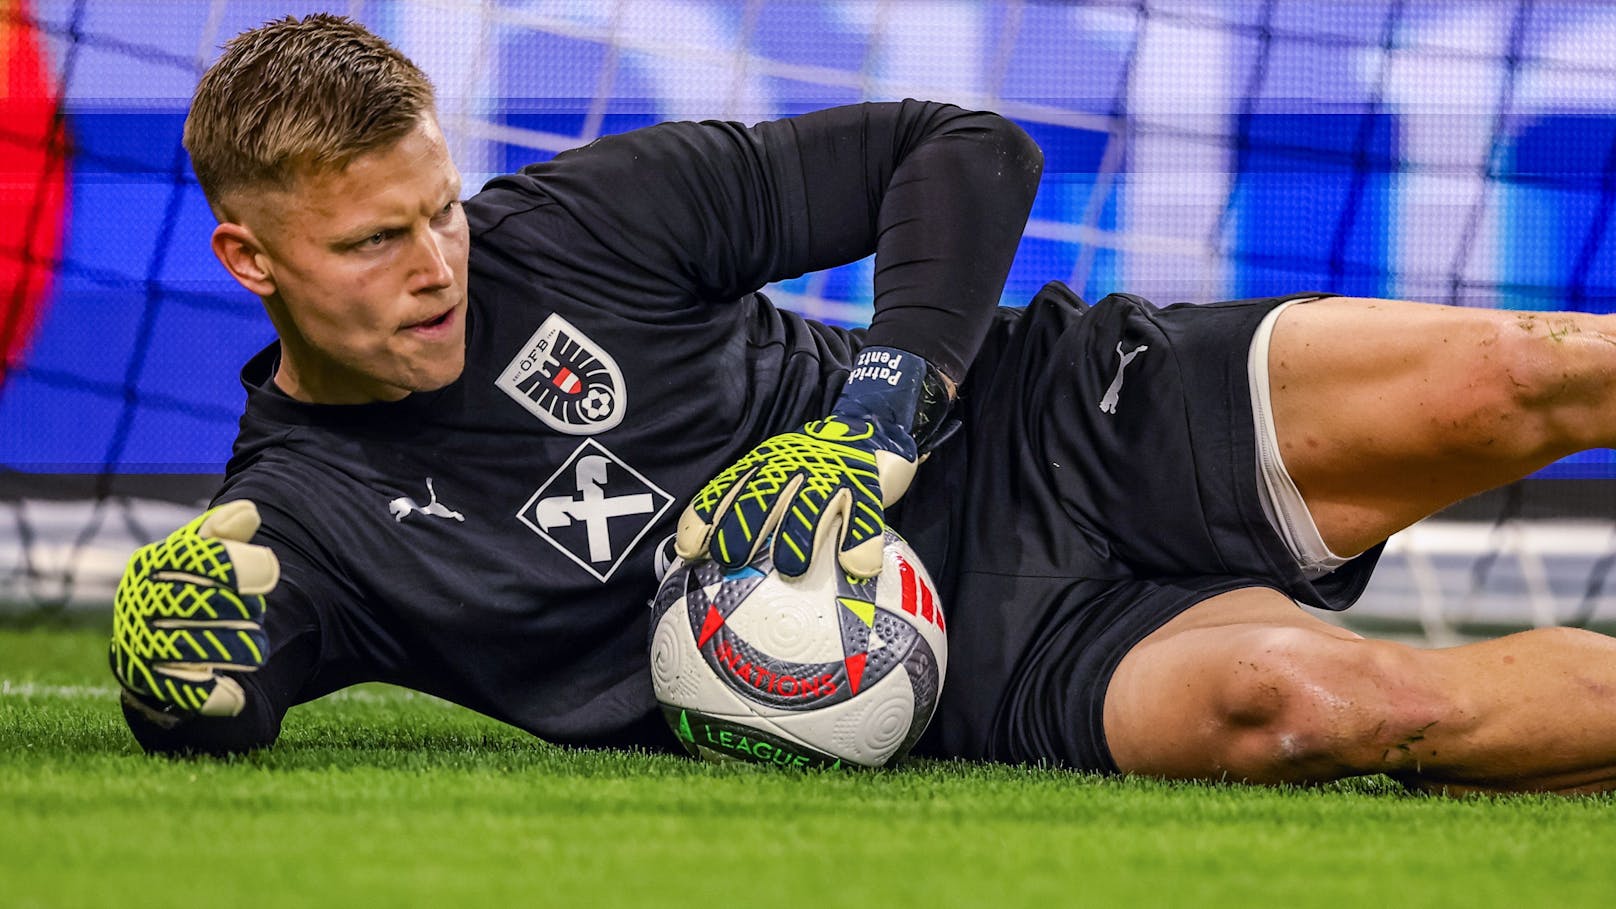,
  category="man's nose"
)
[412,229,453,290]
